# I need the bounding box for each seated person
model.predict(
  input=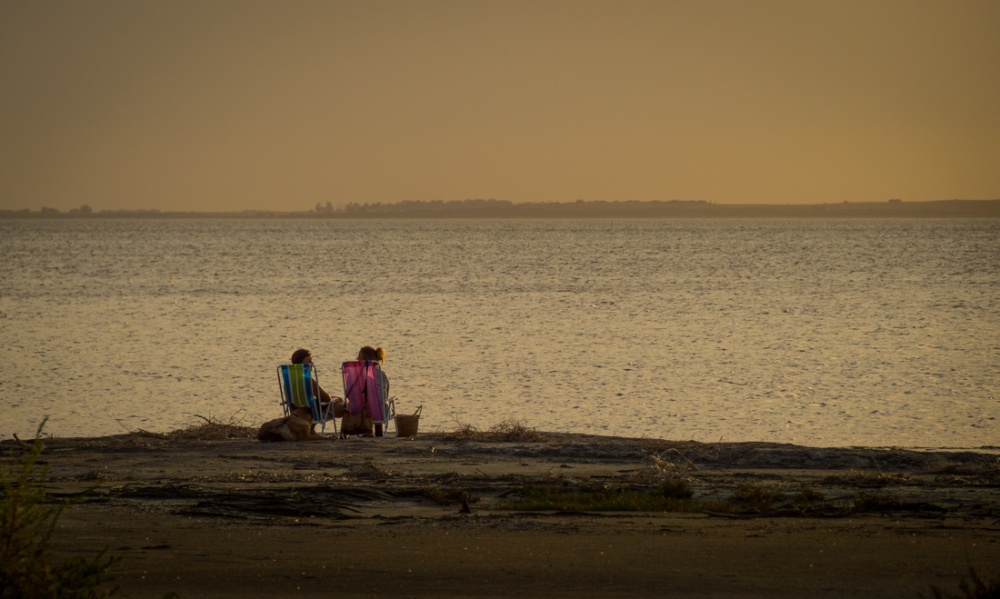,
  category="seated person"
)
[290,348,333,406]
[357,346,390,436]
